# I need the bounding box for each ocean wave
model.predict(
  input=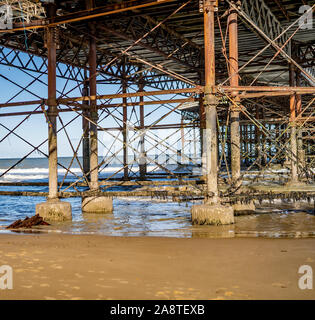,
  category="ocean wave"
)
[0,168,82,174]
[1,174,48,180]
[0,165,157,175]
[0,165,159,181]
